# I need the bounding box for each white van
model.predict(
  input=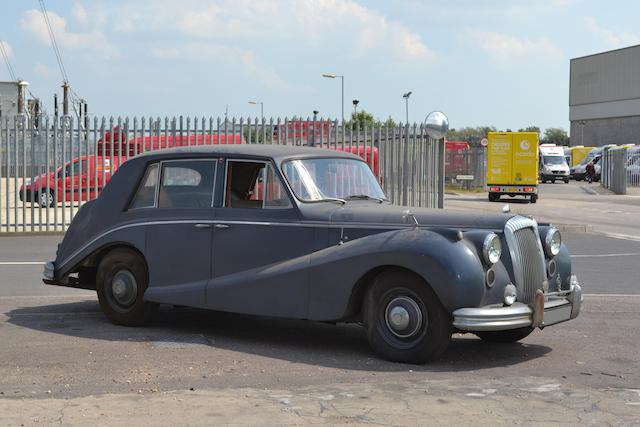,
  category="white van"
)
[539,145,570,183]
